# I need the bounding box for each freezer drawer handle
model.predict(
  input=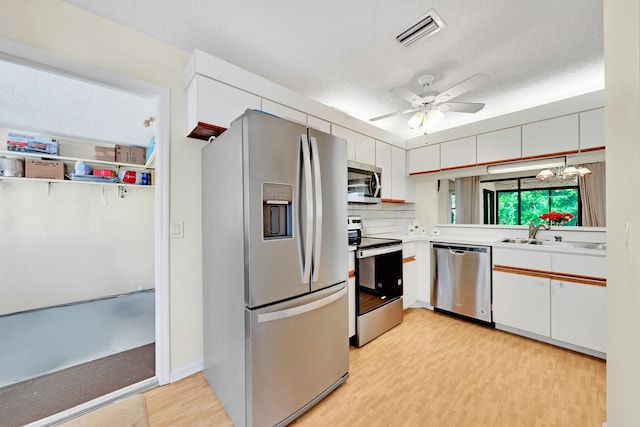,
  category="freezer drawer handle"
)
[449,249,466,255]
[256,286,347,324]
